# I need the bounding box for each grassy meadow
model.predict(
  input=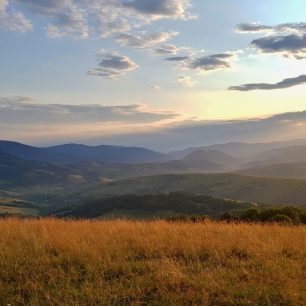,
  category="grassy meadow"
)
[0,219,305,305]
